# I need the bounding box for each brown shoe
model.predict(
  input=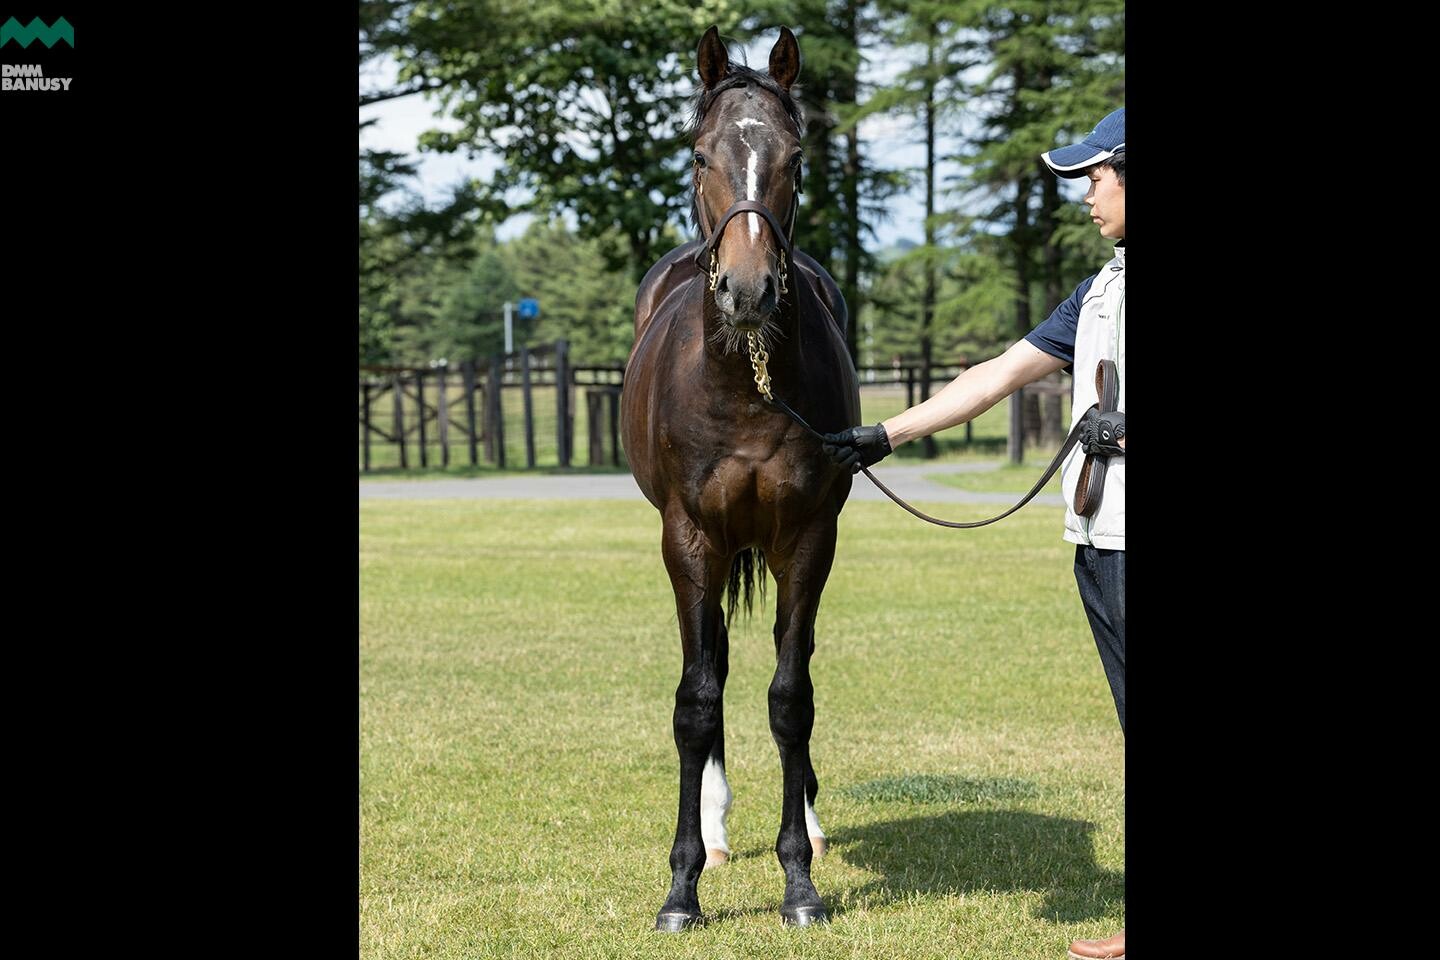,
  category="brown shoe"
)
[1066,929,1124,959]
